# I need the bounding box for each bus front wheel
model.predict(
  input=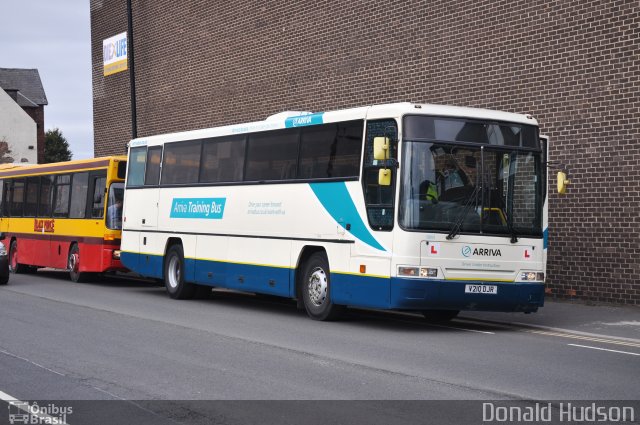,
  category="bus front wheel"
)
[164,244,195,300]
[300,252,344,321]
[69,244,93,283]
[9,240,27,274]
